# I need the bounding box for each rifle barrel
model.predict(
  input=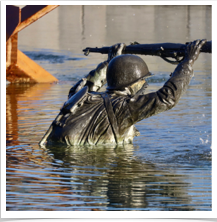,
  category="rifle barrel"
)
[83,41,212,56]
